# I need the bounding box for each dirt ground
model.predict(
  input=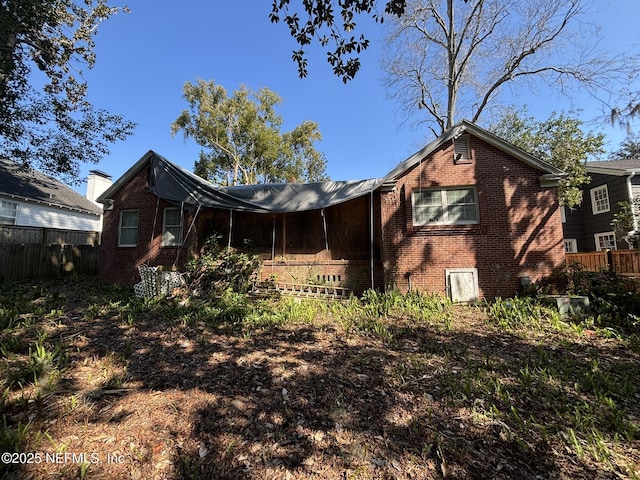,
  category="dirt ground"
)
[2,285,639,480]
